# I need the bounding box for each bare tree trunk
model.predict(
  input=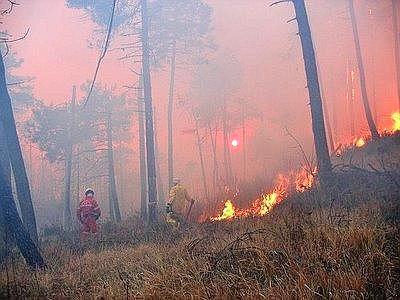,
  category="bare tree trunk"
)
[222,102,232,186]
[0,163,44,269]
[167,42,176,190]
[241,101,247,180]
[0,50,38,243]
[348,0,379,139]
[0,123,10,187]
[346,59,356,137]
[194,117,208,202]
[393,0,400,110]
[154,110,165,207]
[316,63,335,153]
[209,125,218,203]
[141,0,158,223]
[292,0,332,181]
[137,77,147,220]
[106,107,121,222]
[63,86,75,230]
